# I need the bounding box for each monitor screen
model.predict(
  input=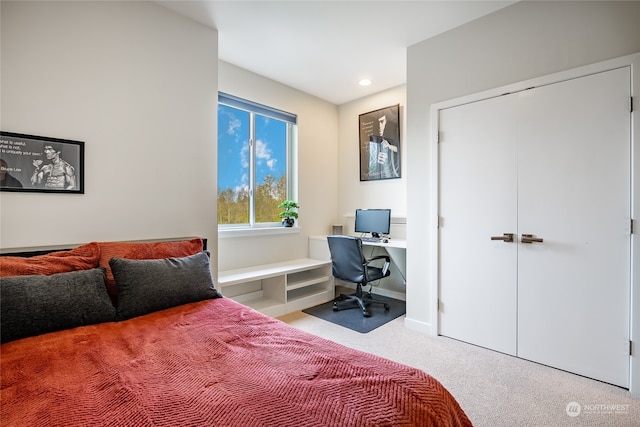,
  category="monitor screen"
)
[354,209,391,237]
